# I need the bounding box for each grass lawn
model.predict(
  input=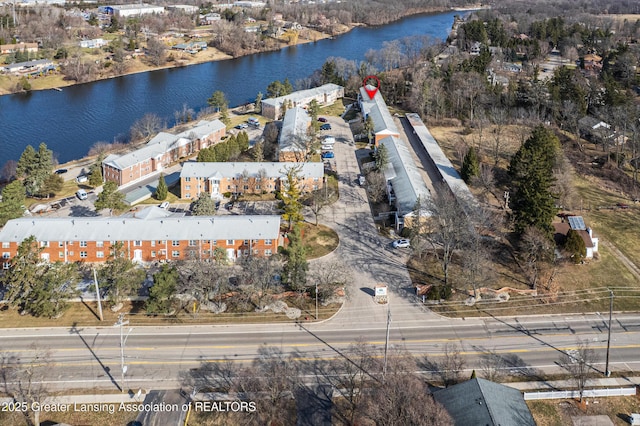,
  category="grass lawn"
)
[301,222,339,259]
[528,396,639,426]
